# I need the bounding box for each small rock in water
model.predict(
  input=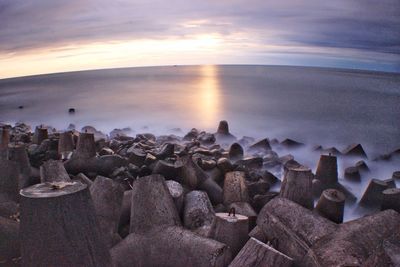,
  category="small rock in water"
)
[18,105,24,109]
[344,166,361,181]
[68,108,75,113]
[280,138,304,148]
